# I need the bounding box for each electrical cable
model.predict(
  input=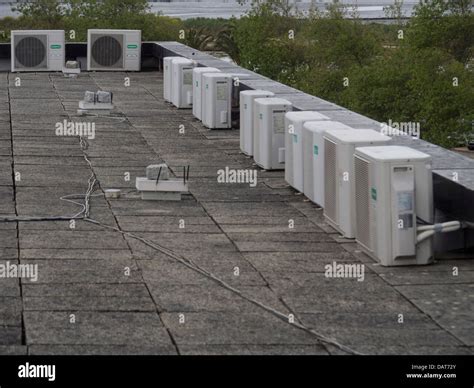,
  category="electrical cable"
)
[84,216,364,355]
[0,130,364,355]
